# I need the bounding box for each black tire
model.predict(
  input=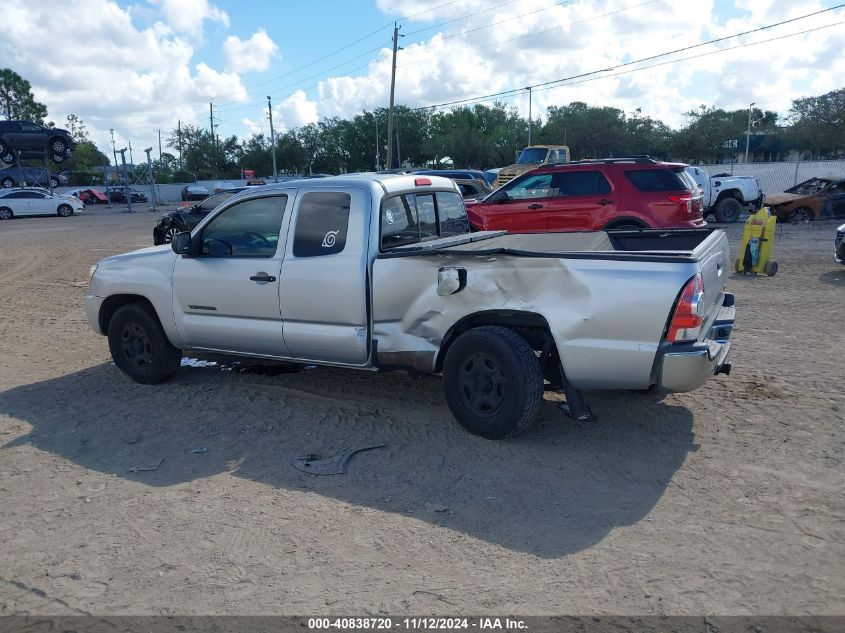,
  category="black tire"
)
[49,137,68,157]
[49,176,59,188]
[764,260,778,276]
[442,326,543,439]
[0,206,12,220]
[51,153,65,164]
[163,226,180,243]
[788,207,812,224]
[107,303,182,384]
[713,197,742,223]
[1,177,14,188]
[57,204,73,217]
[0,140,6,156]
[0,152,13,165]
